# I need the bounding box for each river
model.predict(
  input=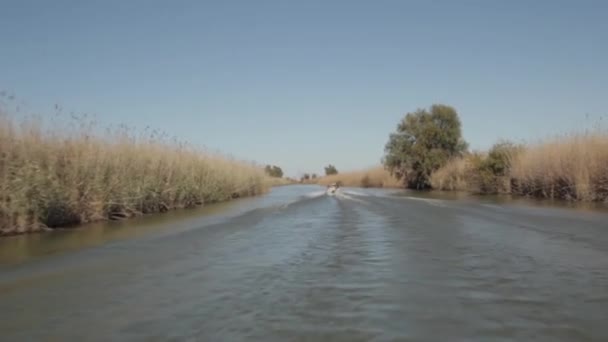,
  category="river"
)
[1,185,607,341]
